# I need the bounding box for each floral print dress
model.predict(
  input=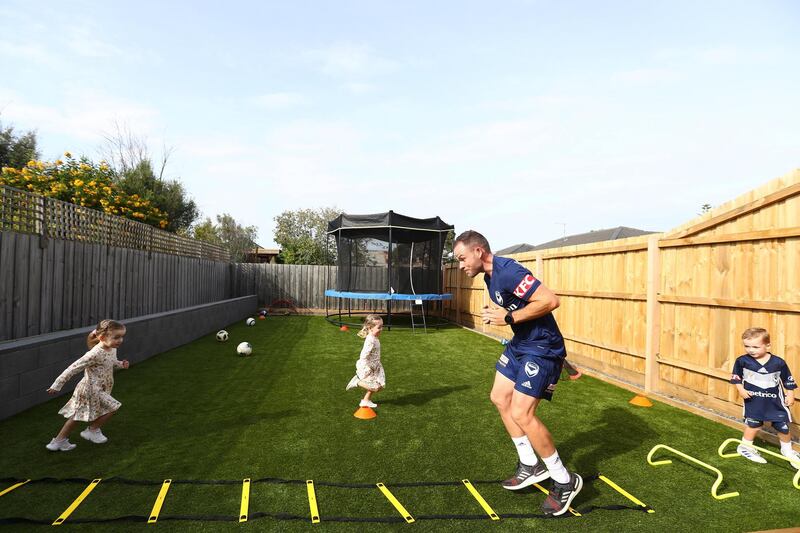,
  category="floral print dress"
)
[356,334,385,389]
[50,344,124,422]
